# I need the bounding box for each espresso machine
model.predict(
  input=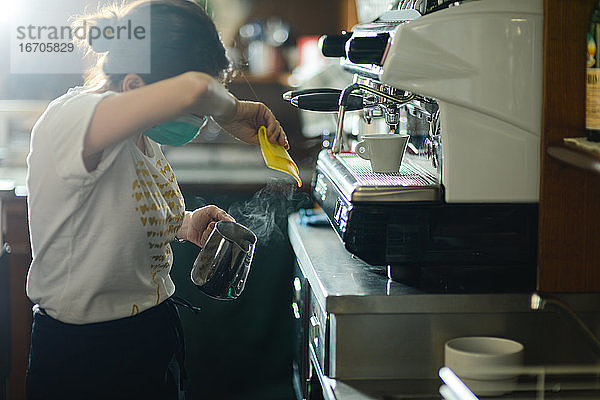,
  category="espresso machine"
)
[287,0,542,292]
